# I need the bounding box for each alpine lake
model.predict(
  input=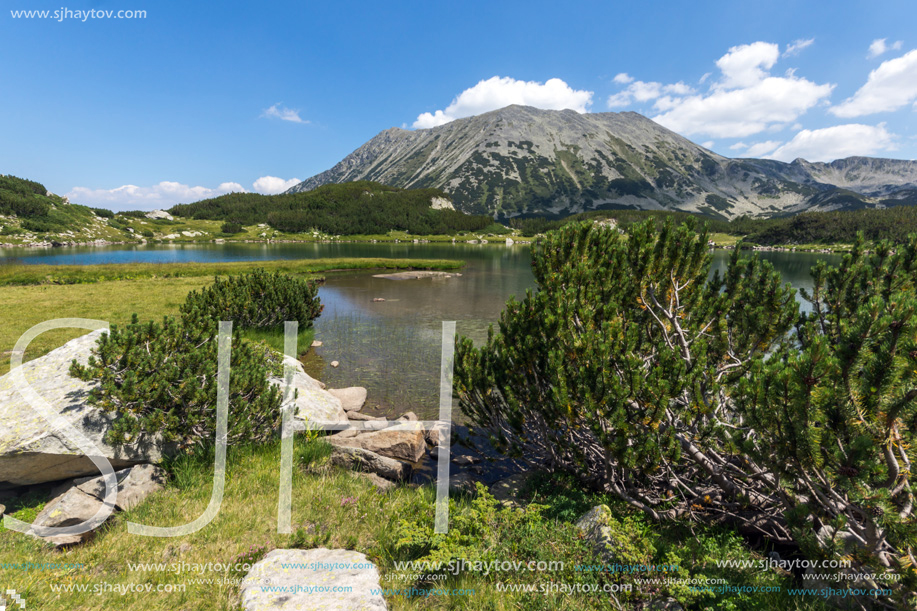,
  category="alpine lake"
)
[3,242,842,422]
